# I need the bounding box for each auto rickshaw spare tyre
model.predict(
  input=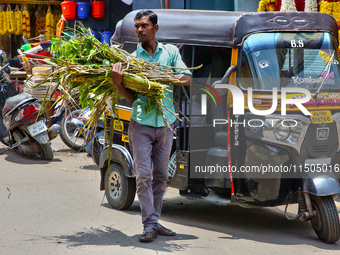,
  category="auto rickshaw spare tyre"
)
[104,163,136,210]
[310,195,340,243]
